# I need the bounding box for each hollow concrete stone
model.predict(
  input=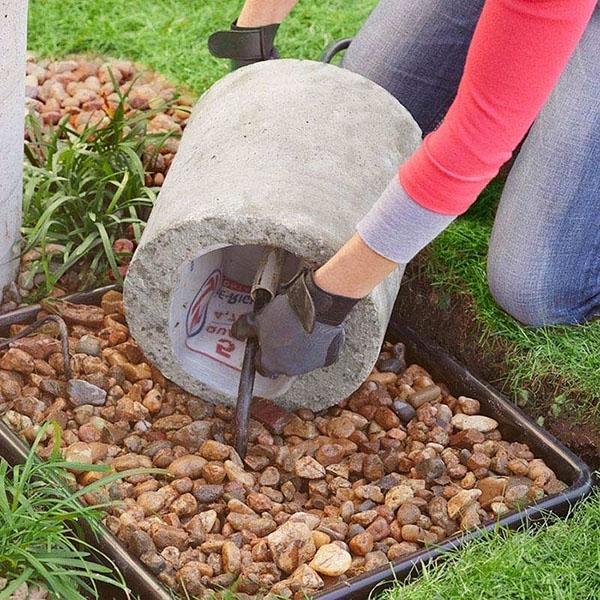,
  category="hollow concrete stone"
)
[0,1,27,300]
[125,59,421,410]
